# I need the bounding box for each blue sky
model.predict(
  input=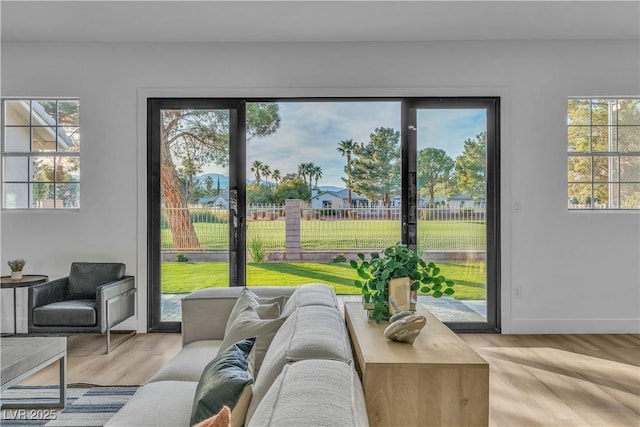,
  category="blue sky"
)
[203,102,486,187]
